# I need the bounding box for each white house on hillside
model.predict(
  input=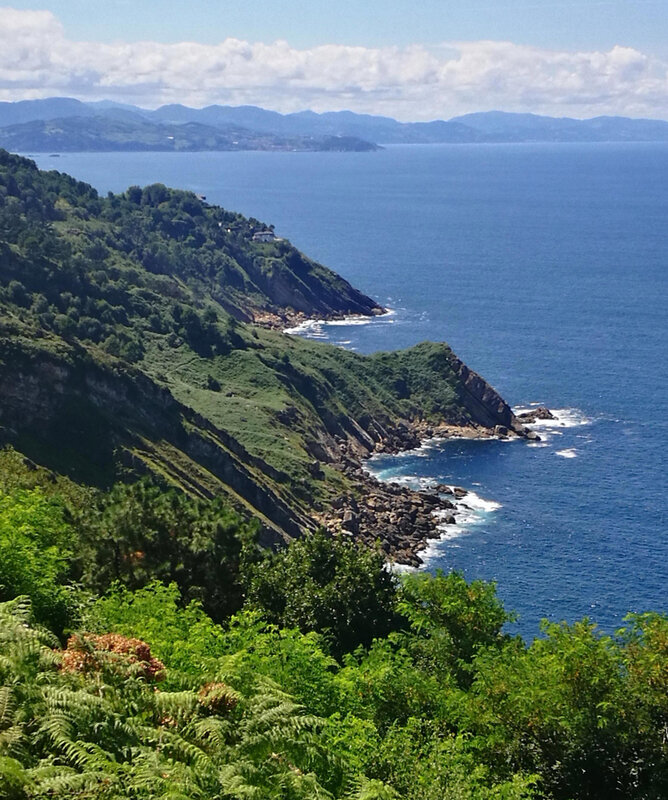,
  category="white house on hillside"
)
[252,229,277,242]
